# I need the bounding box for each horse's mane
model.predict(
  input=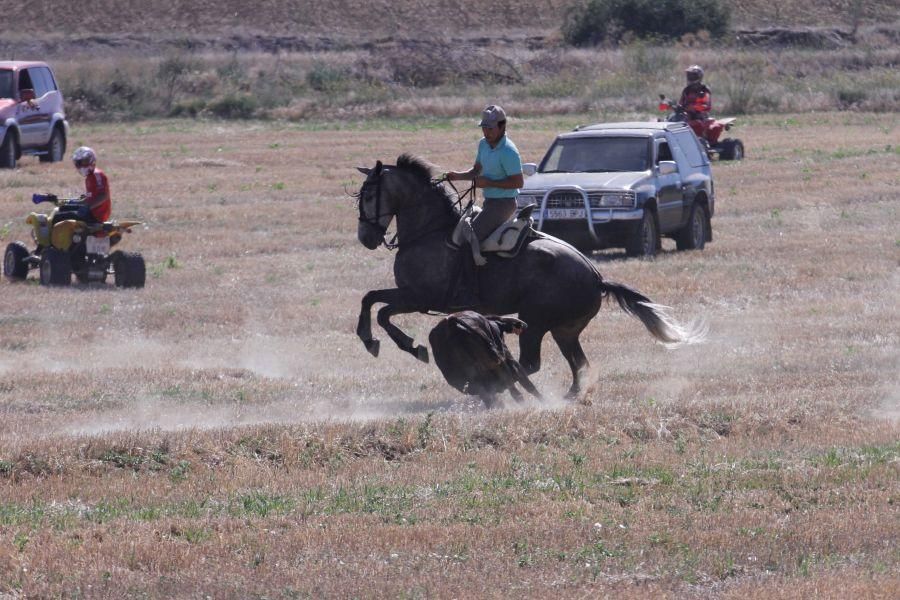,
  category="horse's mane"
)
[396,153,434,182]
[395,153,460,217]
